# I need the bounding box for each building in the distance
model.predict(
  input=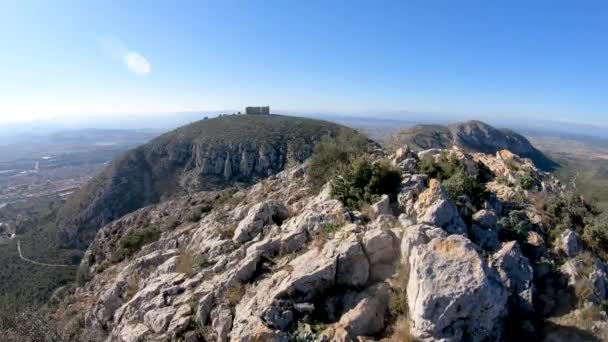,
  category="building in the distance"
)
[245,106,270,115]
